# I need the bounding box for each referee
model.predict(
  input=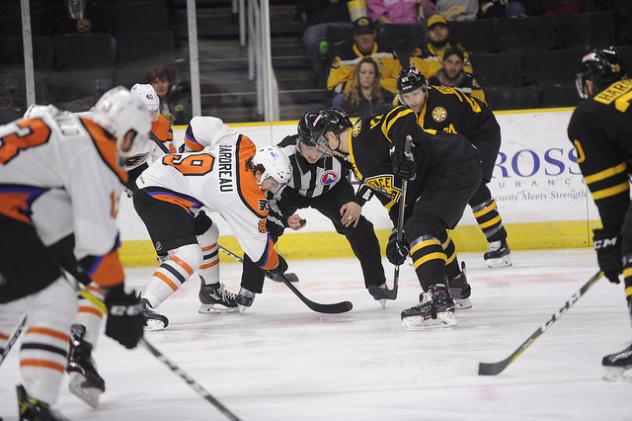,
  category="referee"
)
[239,134,387,307]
